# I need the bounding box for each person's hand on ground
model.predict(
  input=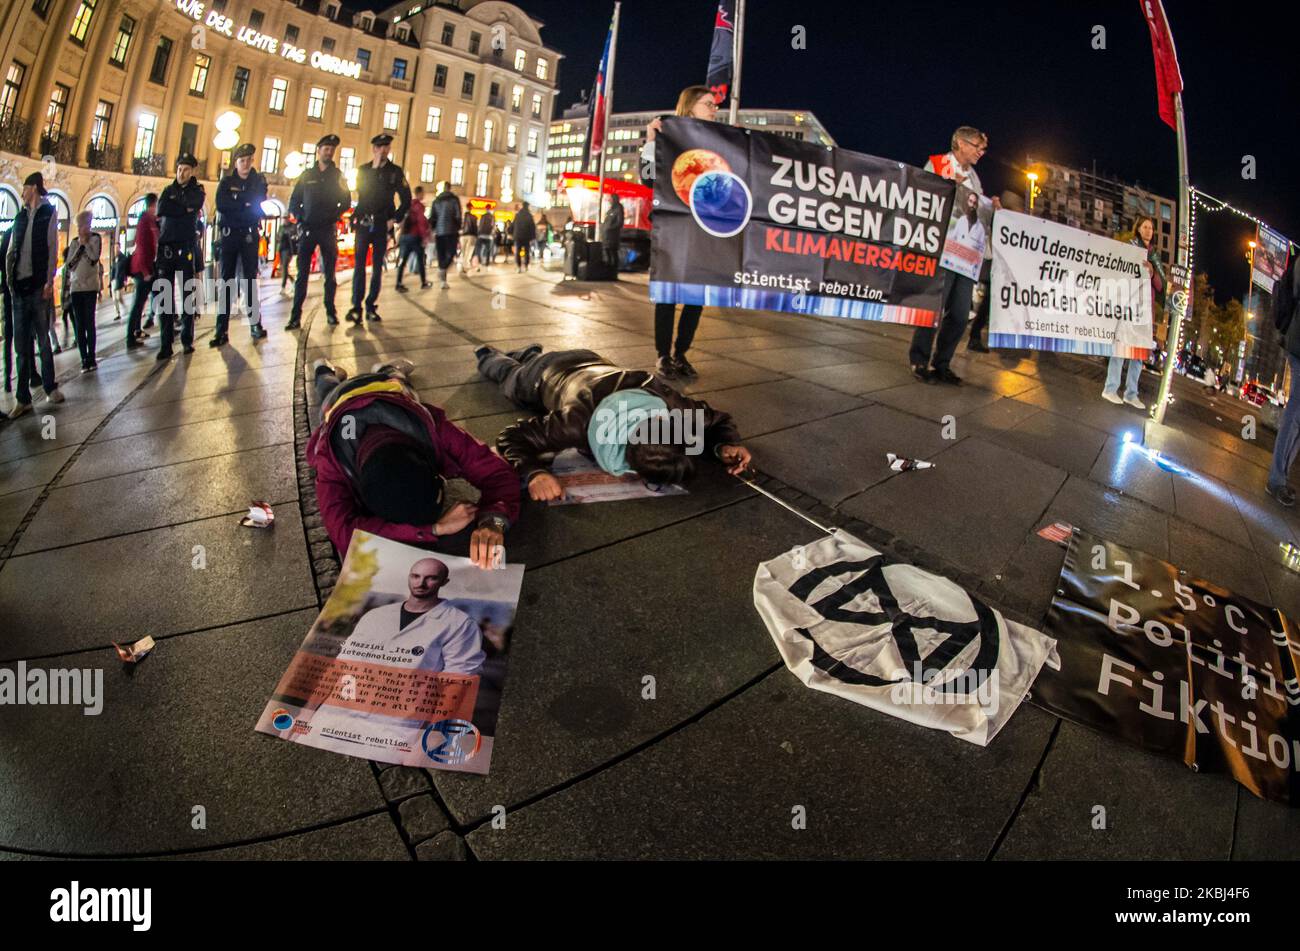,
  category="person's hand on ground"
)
[528,471,564,501]
[434,502,477,535]
[718,444,752,475]
[470,525,505,569]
